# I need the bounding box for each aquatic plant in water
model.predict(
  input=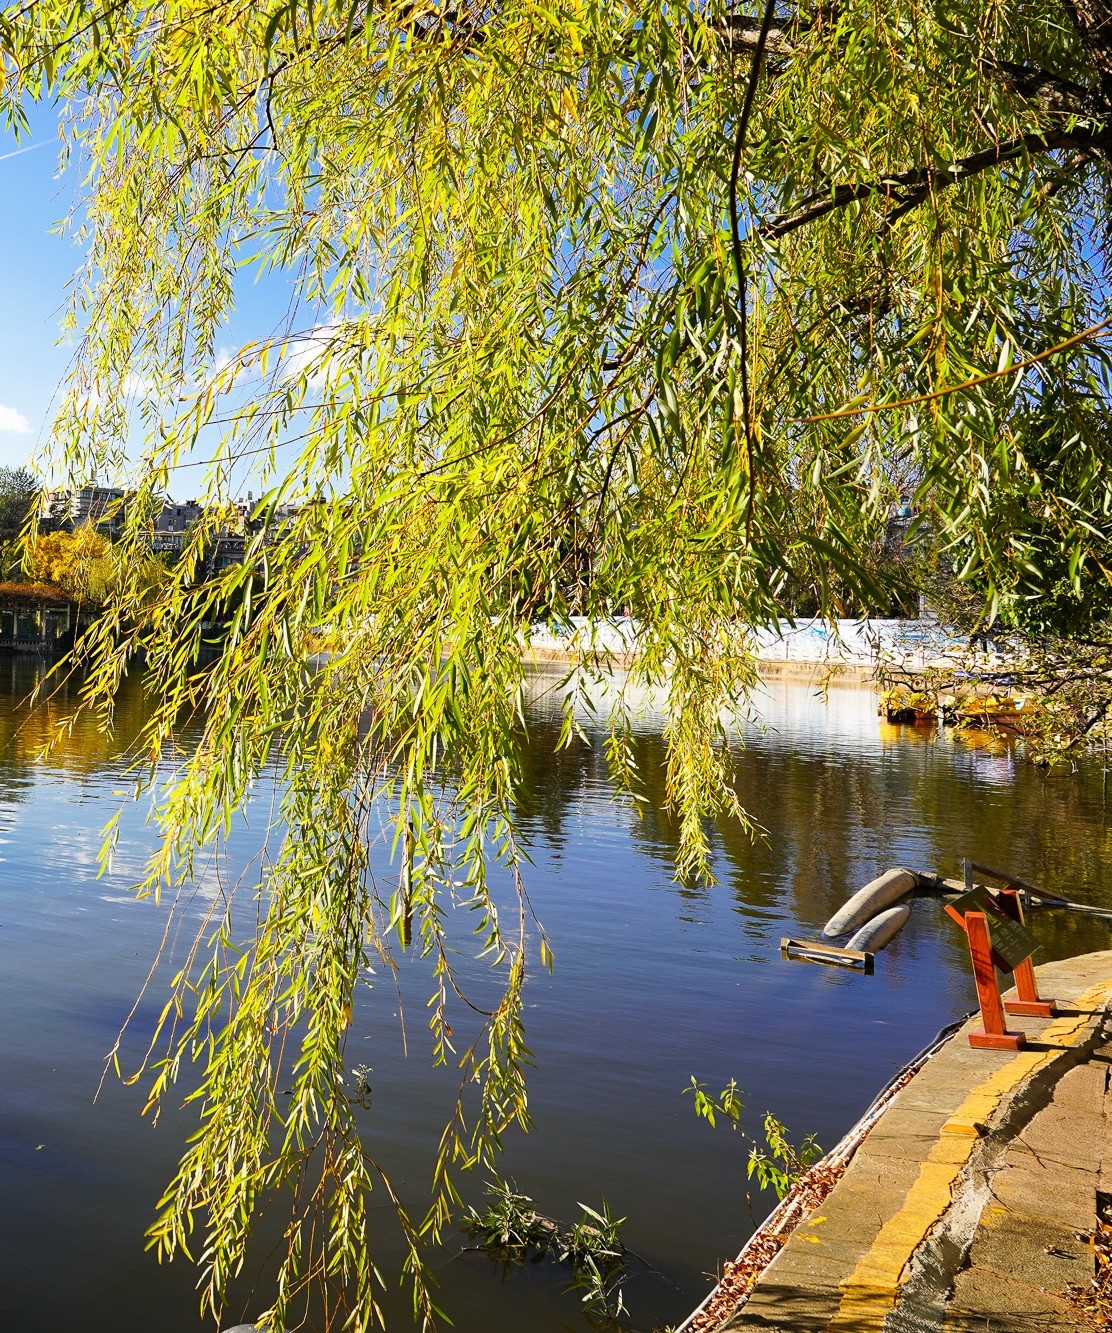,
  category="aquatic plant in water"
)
[466,1182,628,1321]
